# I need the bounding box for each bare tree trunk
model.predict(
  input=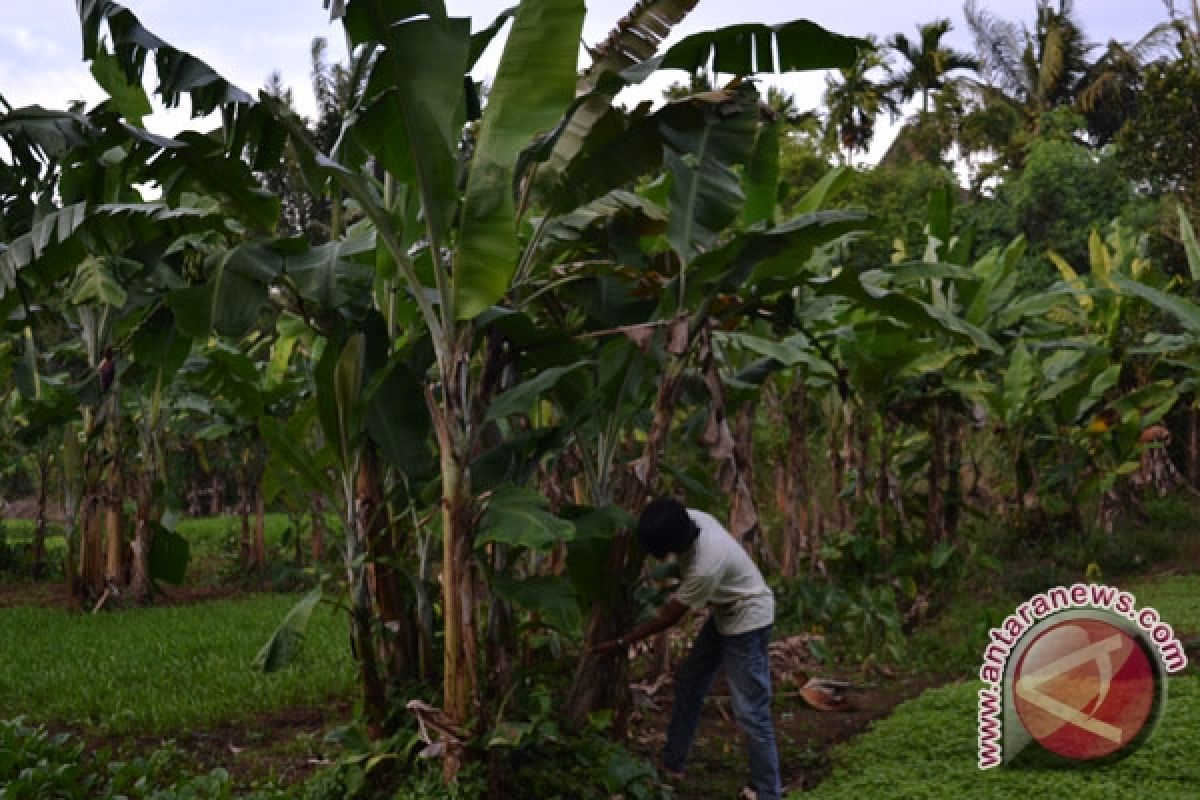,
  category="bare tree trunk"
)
[876,412,888,542]
[238,468,252,570]
[781,377,809,578]
[927,405,945,542]
[945,415,963,541]
[254,490,266,569]
[30,457,49,580]
[1190,406,1199,488]
[830,414,847,530]
[210,473,224,517]
[311,493,326,563]
[859,407,868,506]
